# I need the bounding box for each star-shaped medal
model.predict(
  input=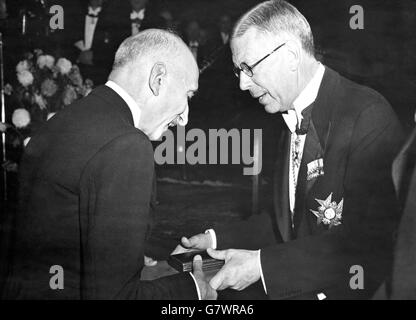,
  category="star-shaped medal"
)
[310,193,343,228]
